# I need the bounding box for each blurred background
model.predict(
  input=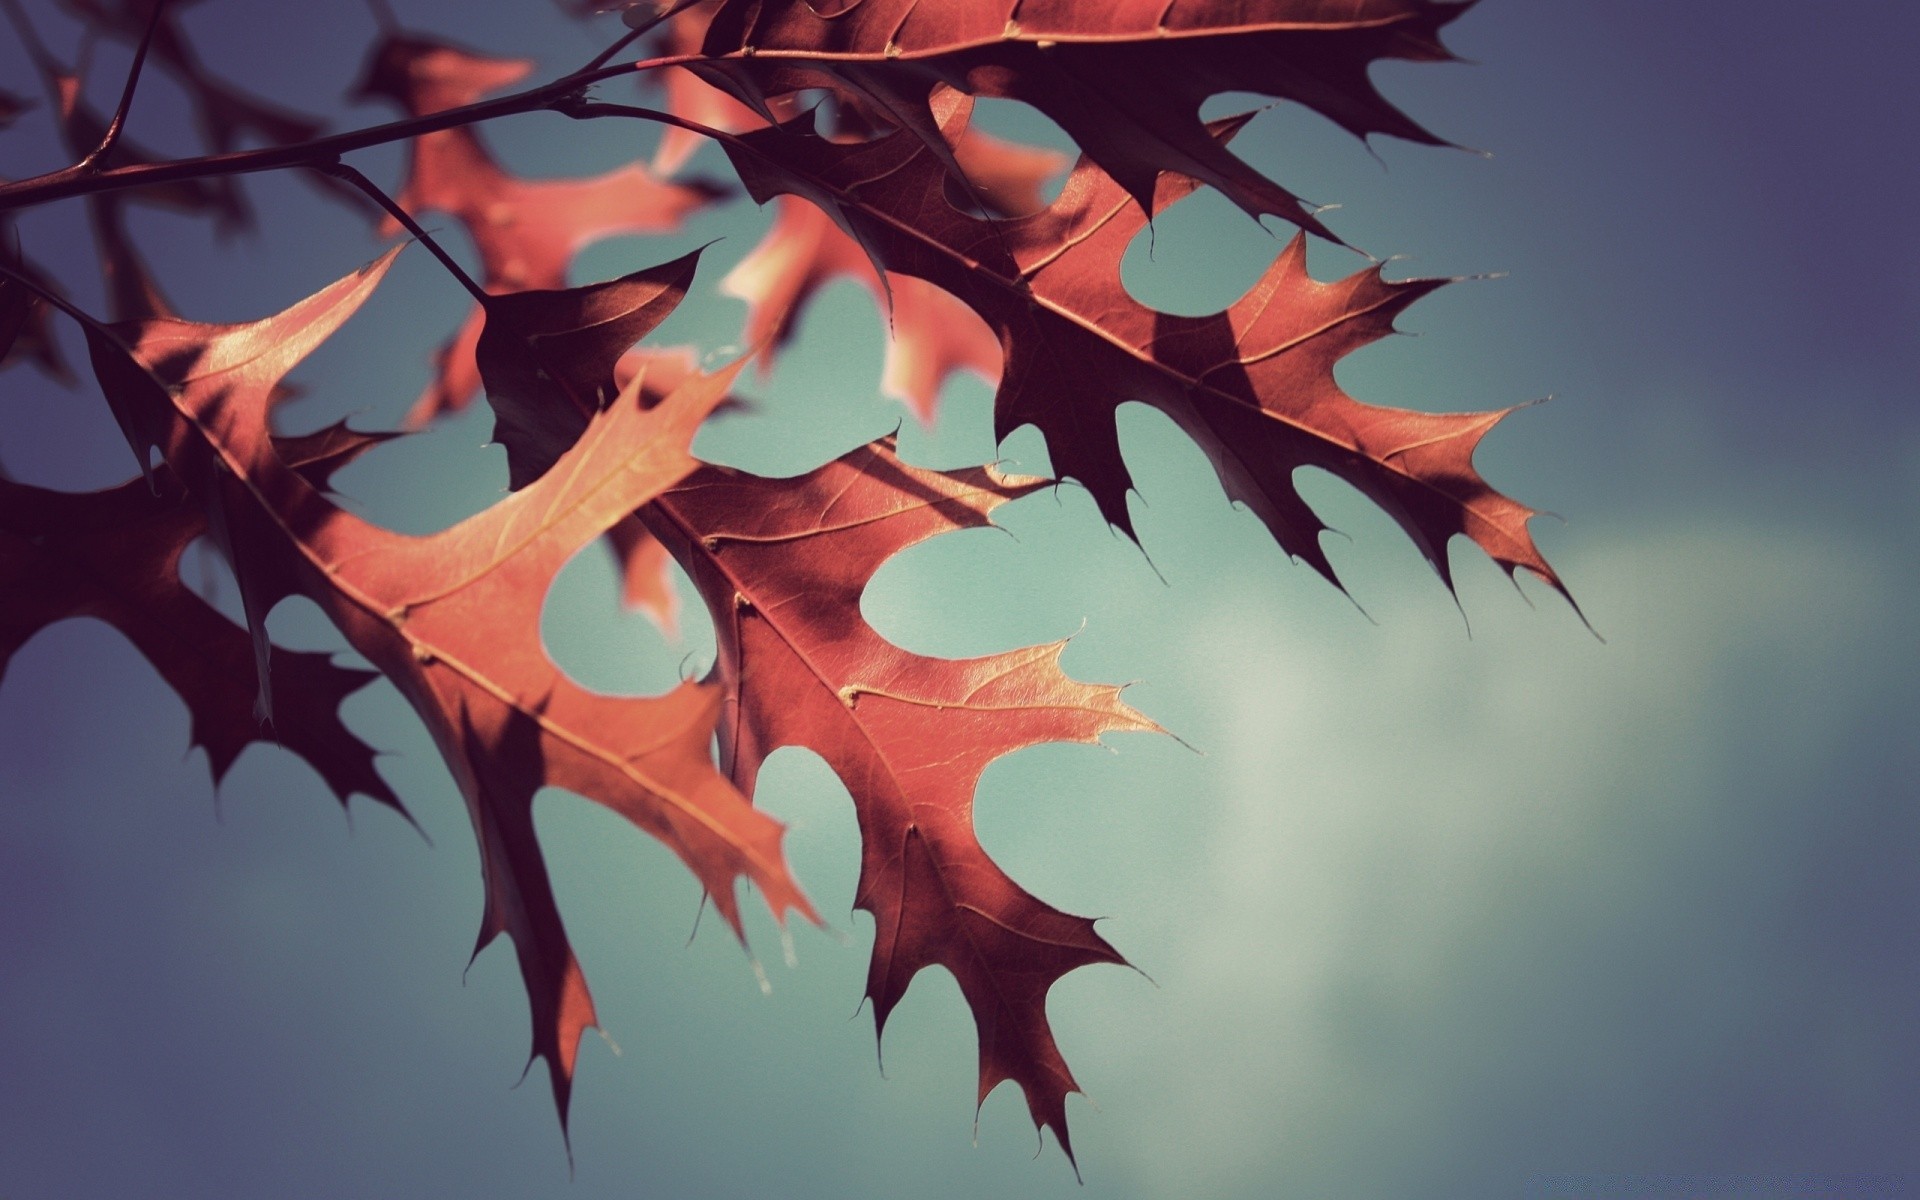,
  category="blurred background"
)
[3,2,1917,1196]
